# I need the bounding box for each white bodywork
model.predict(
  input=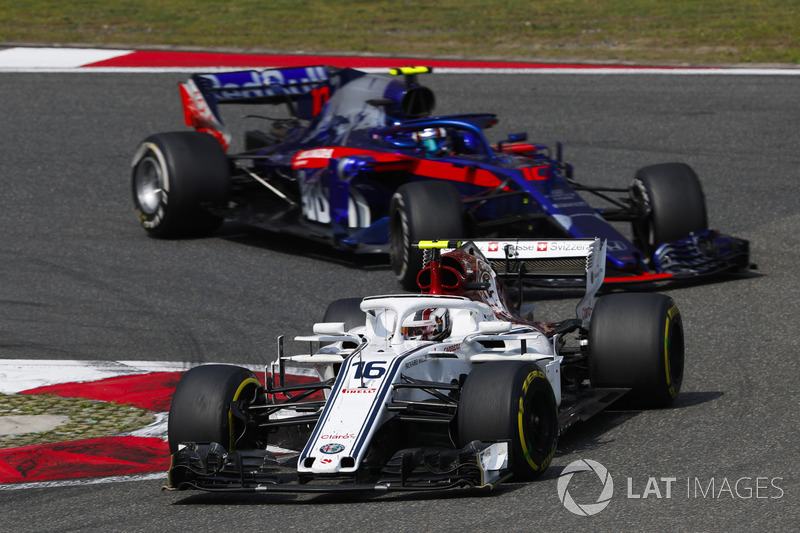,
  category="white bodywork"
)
[276,239,606,477]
